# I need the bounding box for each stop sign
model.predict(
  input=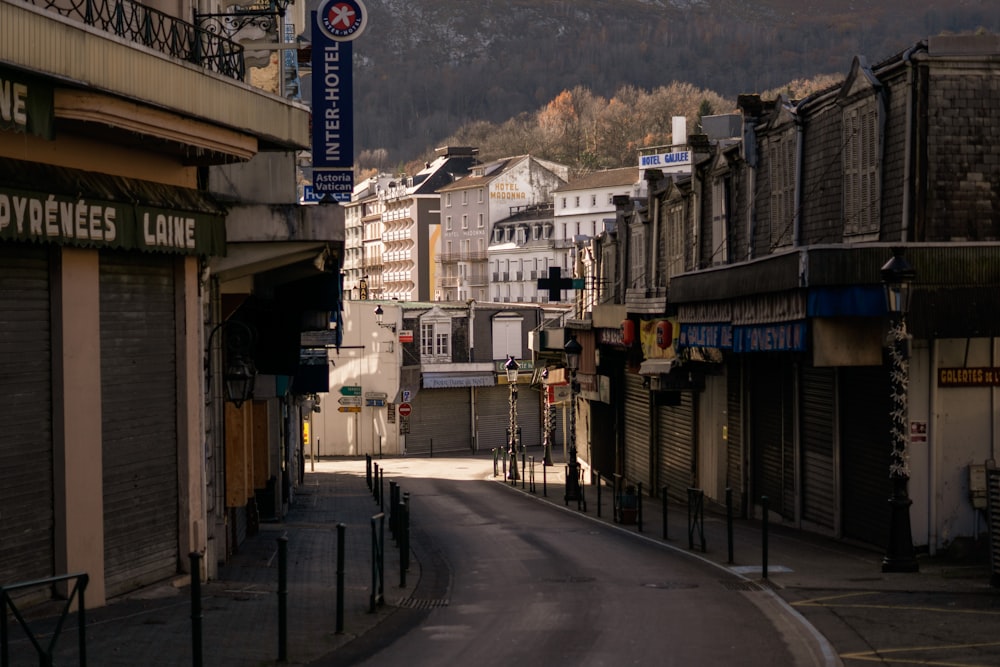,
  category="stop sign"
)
[398,402,412,417]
